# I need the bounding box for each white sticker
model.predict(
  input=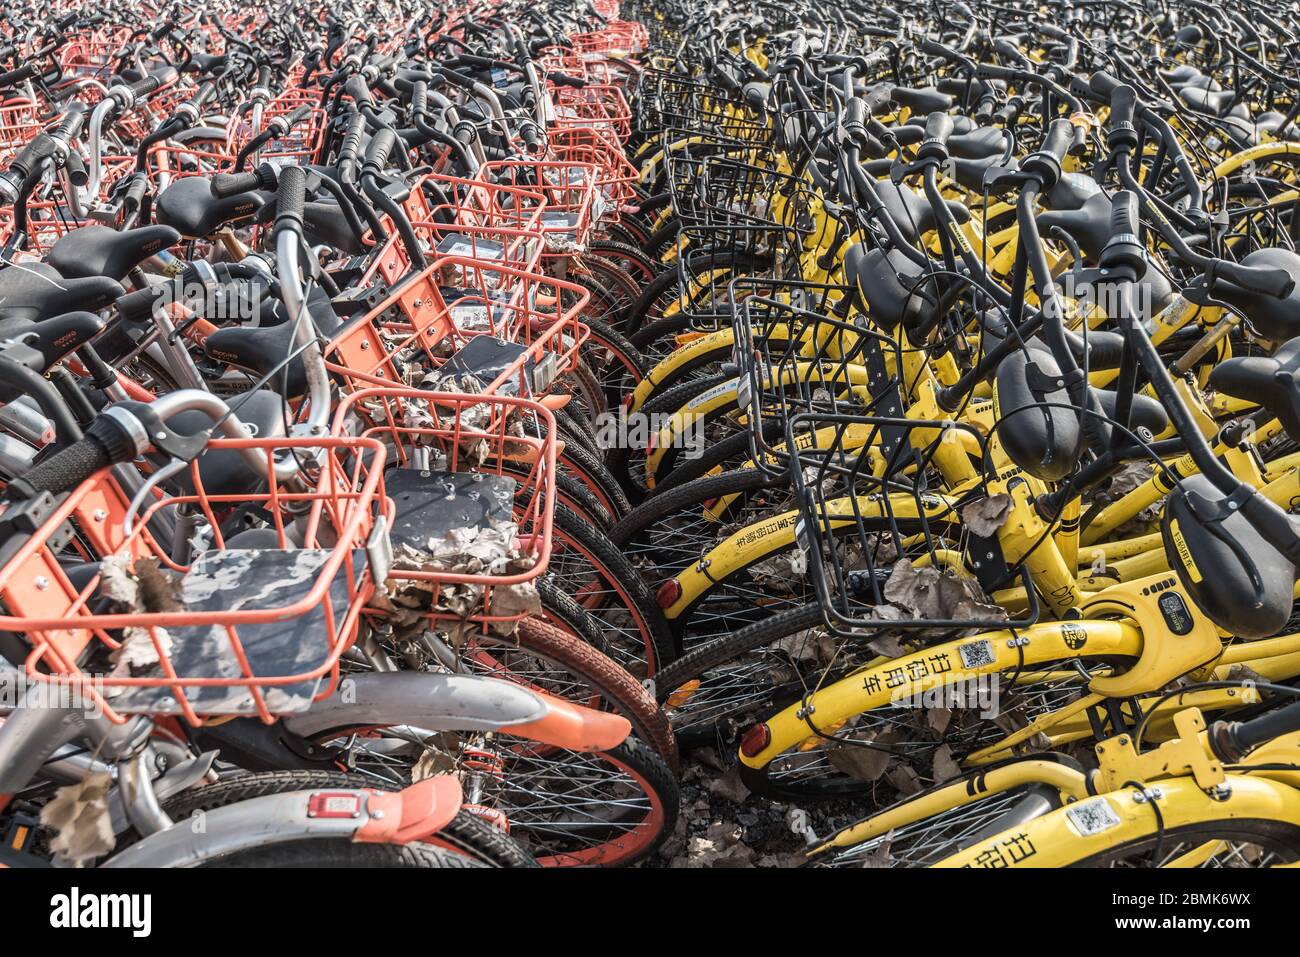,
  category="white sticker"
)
[1066,797,1122,836]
